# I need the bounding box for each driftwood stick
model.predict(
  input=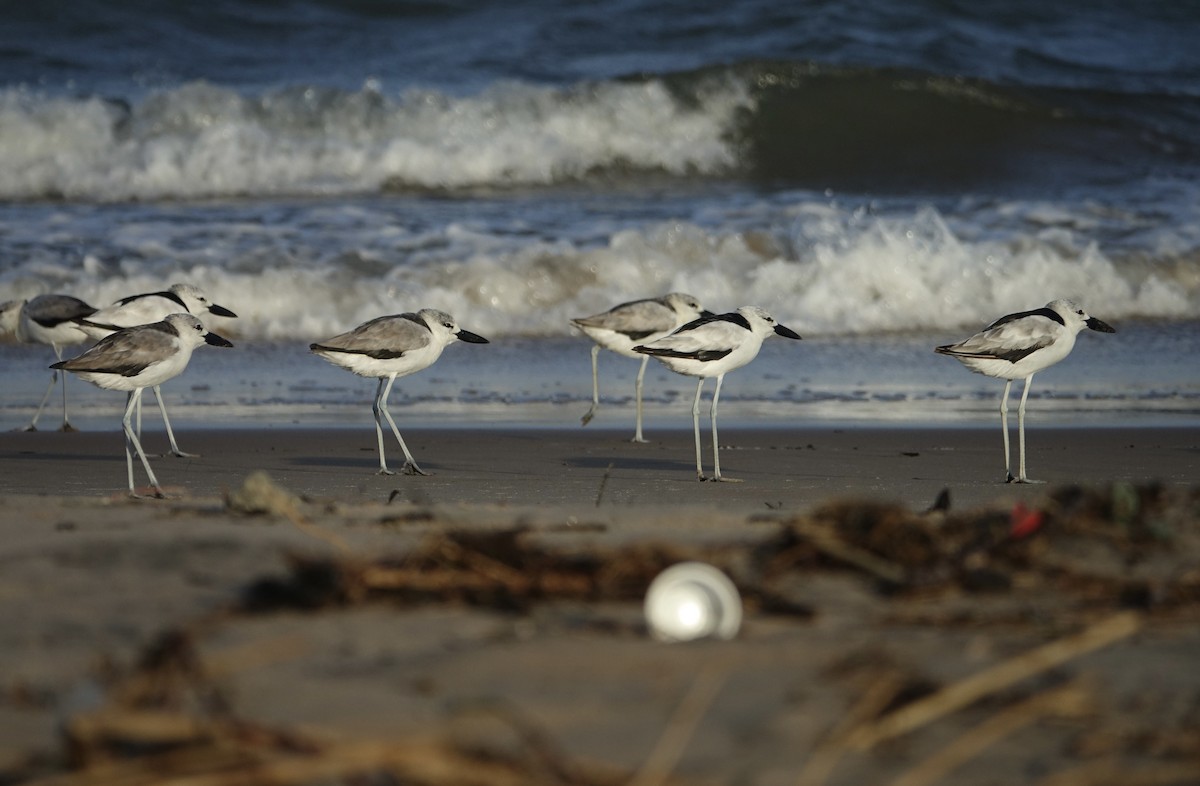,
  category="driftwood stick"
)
[628,661,728,786]
[1036,759,1200,786]
[789,519,908,585]
[795,669,908,786]
[887,680,1092,786]
[850,611,1140,751]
